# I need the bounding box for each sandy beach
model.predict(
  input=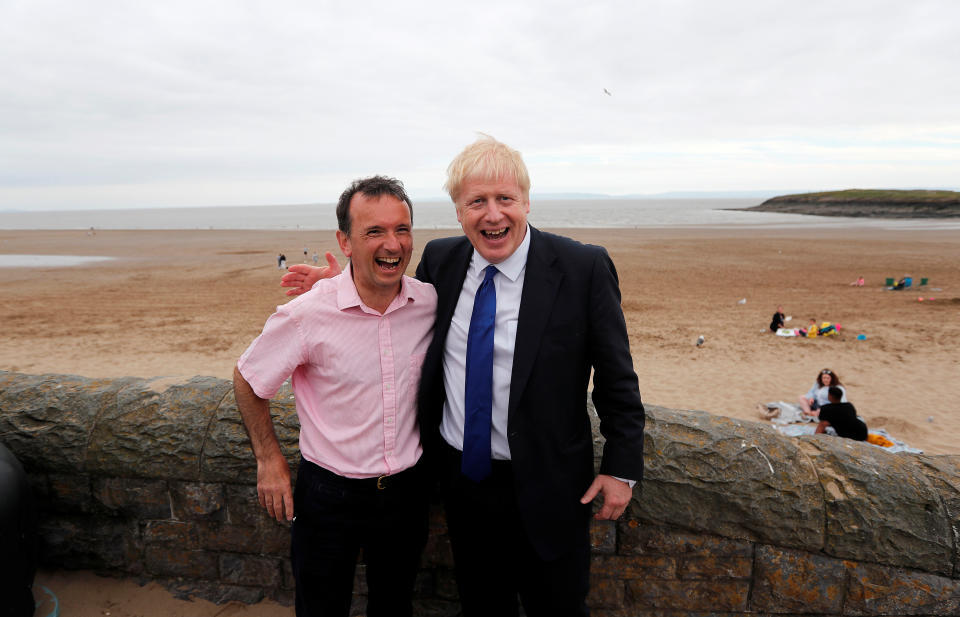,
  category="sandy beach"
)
[4,224,959,614]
